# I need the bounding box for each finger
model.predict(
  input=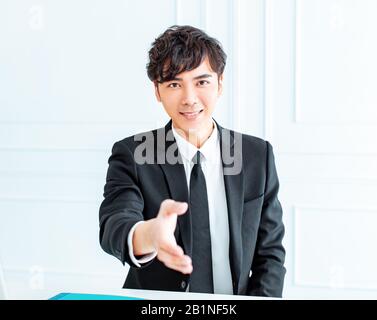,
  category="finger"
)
[158,253,192,269]
[165,257,193,274]
[159,247,191,266]
[158,251,193,274]
[160,242,184,257]
[160,199,188,217]
[164,262,193,275]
